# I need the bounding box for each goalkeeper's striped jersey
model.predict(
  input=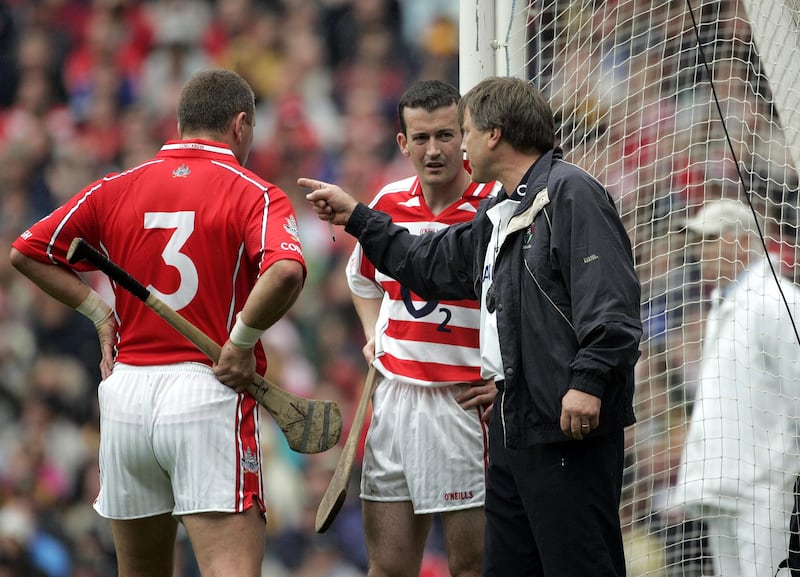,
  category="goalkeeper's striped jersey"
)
[347,176,499,386]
